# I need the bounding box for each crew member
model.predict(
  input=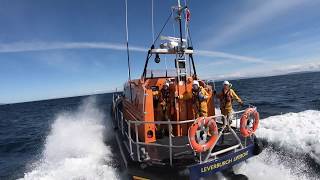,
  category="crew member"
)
[159,81,172,121]
[178,80,209,118]
[154,81,173,137]
[216,80,243,125]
